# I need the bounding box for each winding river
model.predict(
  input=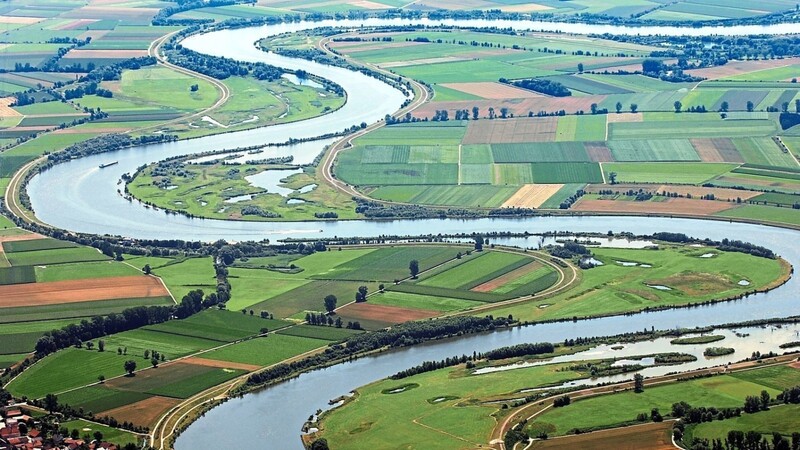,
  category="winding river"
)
[19,16,800,449]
